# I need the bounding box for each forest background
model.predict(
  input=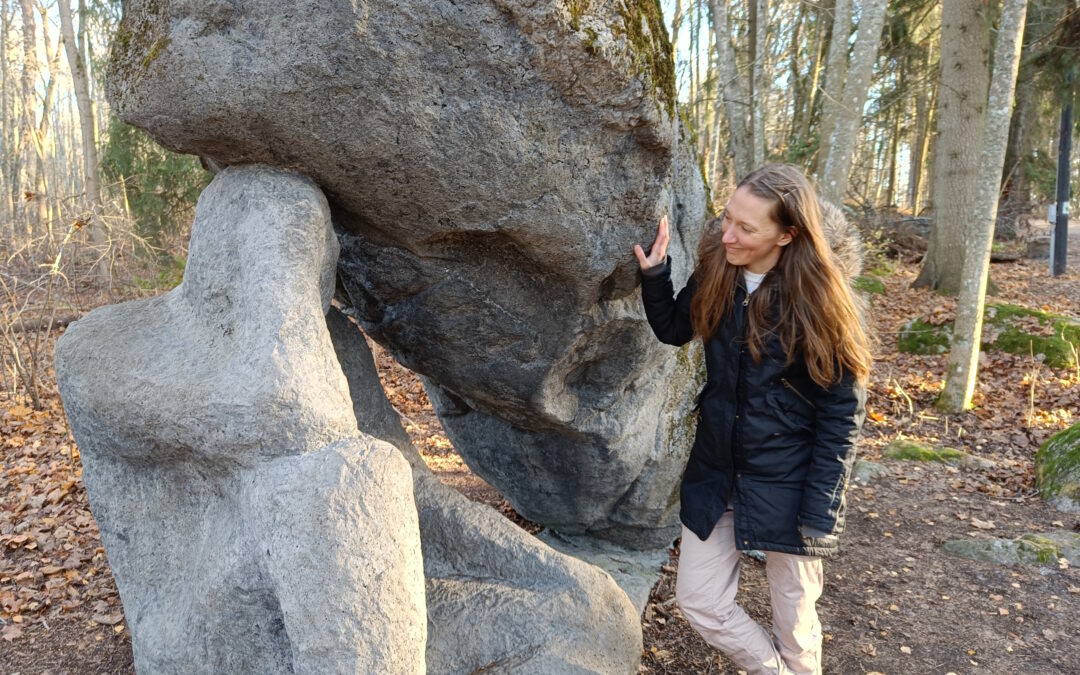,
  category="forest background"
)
[2,1,1080,673]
